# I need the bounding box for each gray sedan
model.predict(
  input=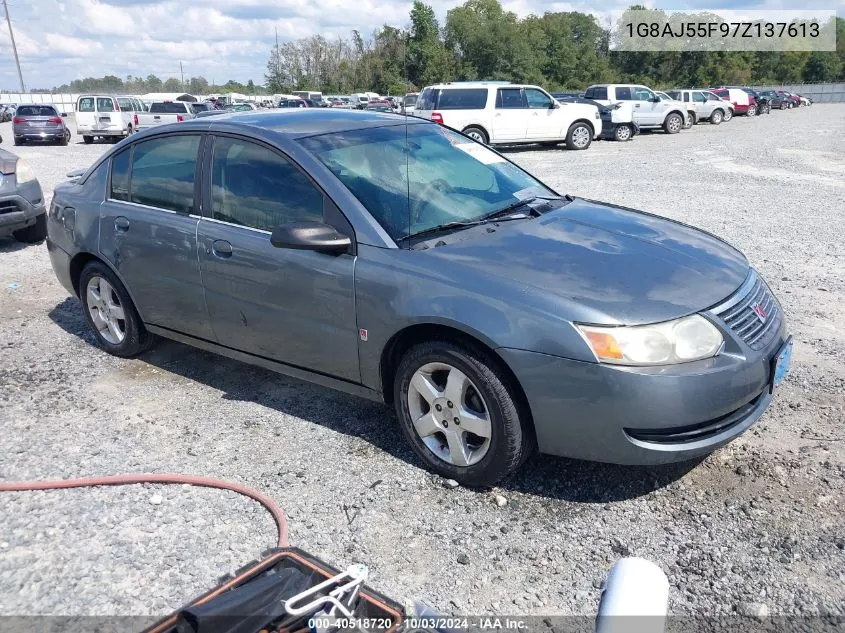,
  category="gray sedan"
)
[45,110,792,486]
[0,148,47,243]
